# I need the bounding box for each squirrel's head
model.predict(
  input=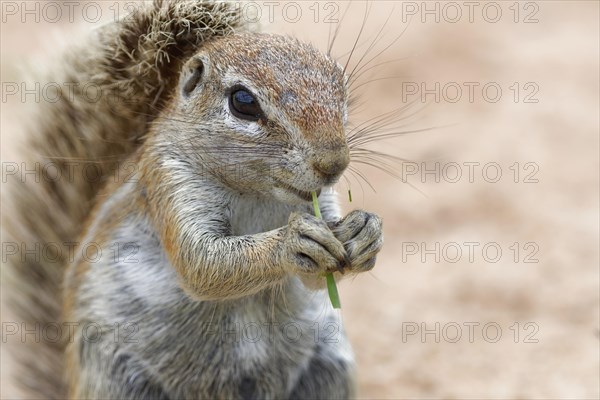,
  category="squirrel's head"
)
[160,33,349,204]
